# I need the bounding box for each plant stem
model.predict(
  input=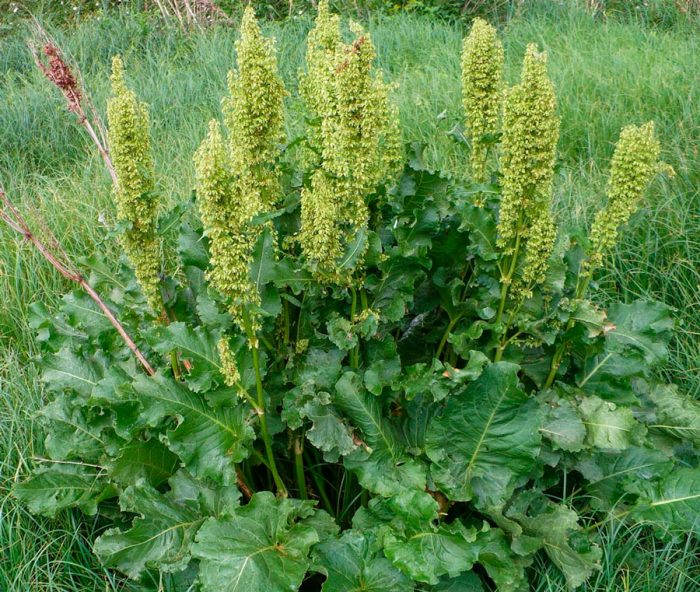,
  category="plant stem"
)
[305,450,334,515]
[436,315,460,360]
[251,341,287,496]
[294,435,308,500]
[350,287,360,369]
